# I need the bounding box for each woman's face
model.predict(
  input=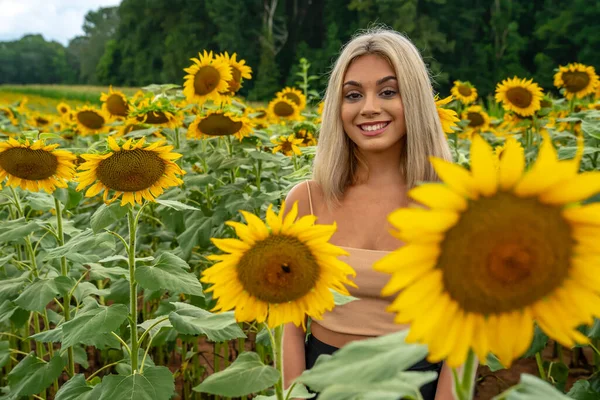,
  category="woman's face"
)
[341,54,406,153]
